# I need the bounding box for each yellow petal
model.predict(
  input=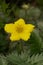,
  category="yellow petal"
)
[10,33,20,41]
[25,24,35,33]
[20,32,31,41]
[4,23,14,33]
[14,18,25,26]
